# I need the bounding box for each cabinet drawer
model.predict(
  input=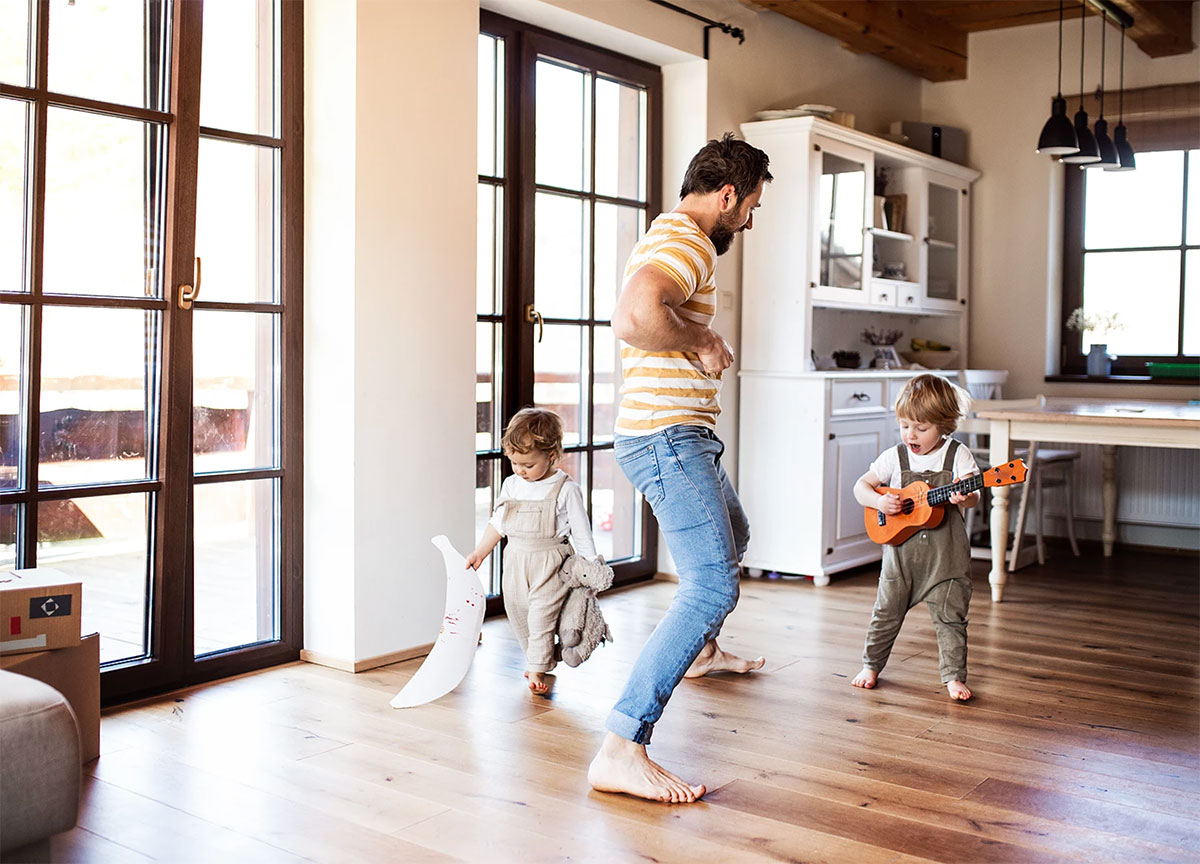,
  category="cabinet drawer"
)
[830,379,884,414]
[897,284,920,311]
[869,280,898,307]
